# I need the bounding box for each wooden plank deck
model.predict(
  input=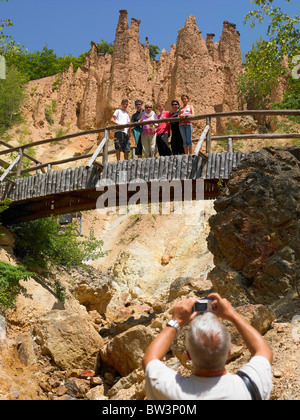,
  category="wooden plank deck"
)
[0,152,249,223]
